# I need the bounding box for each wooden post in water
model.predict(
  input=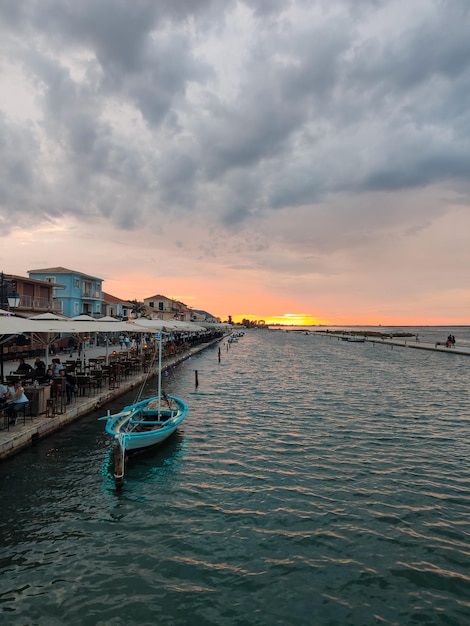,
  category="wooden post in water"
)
[218,346,221,363]
[195,370,199,388]
[114,442,125,490]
